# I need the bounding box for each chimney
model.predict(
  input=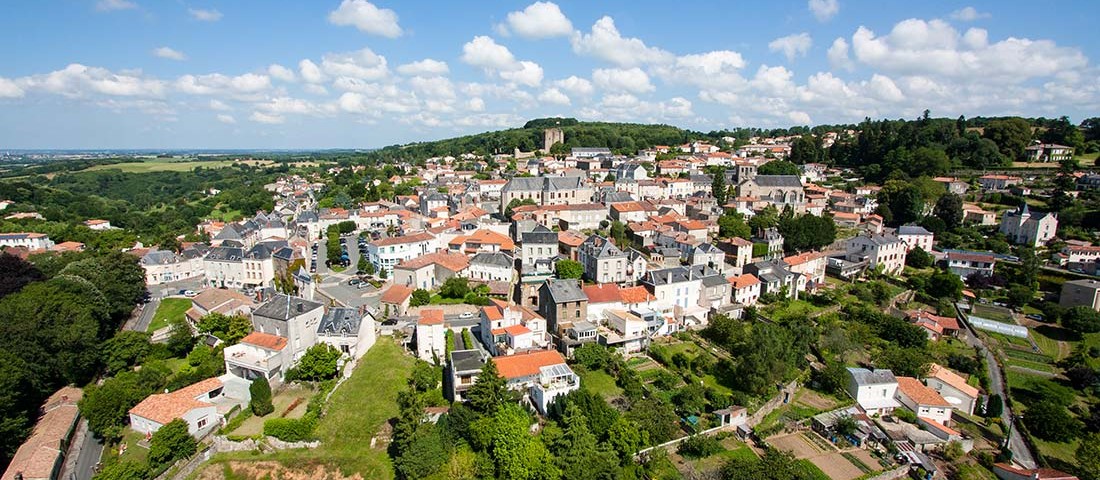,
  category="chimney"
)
[297,302,304,313]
